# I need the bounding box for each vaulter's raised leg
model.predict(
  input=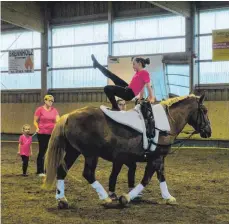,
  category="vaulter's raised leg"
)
[91,54,128,87]
[83,156,112,205]
[56,142,81,209]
